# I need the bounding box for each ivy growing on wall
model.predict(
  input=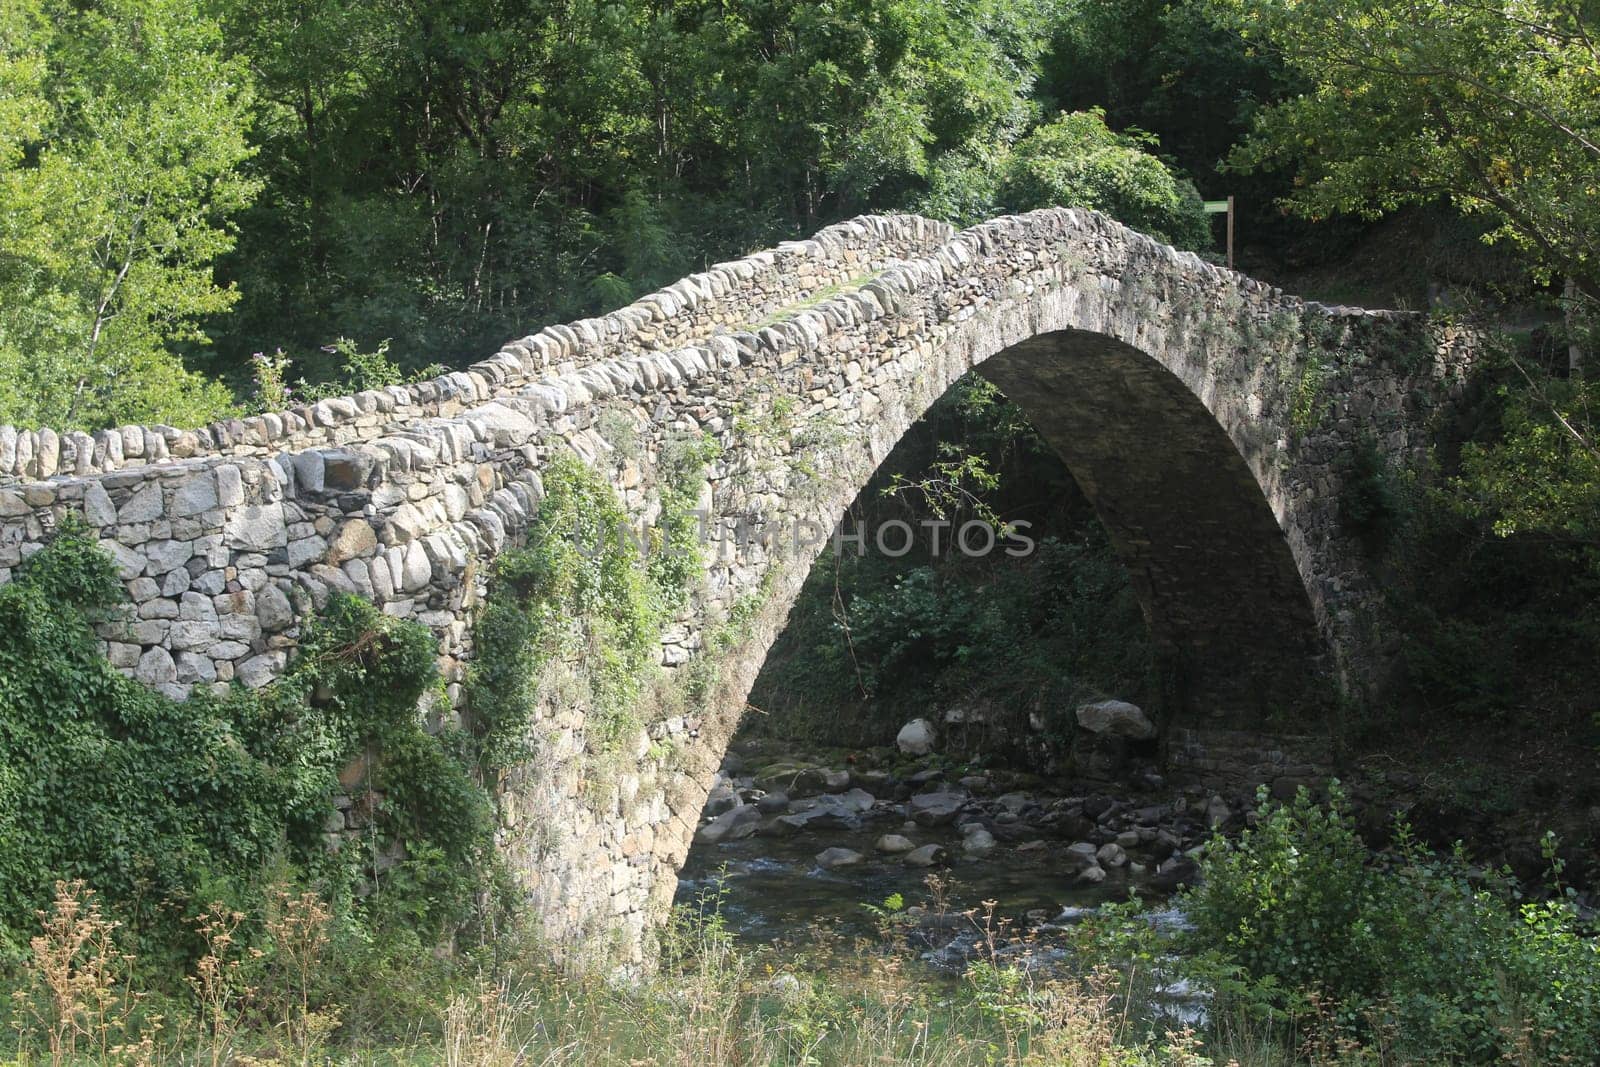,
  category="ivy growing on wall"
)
[466,442,717,780]
[0,519,491,969]
[1289,353,1331,438]
[648,432,721,609]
